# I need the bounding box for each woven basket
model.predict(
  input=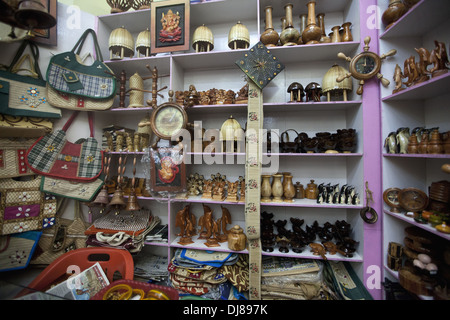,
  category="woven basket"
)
[132,0,151,10]
[109,27,135,60]
[192,24,214,52]
[228,21,250,49]
[136,29,151,57]
[106,0,133,13]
